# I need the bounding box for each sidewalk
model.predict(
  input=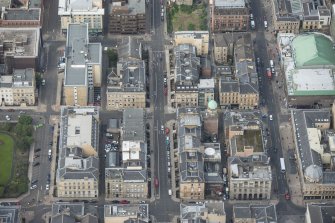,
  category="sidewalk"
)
[166,119,180,203]
[51,72,64,113]
[279,122,305,207]
[44,116,60,204]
